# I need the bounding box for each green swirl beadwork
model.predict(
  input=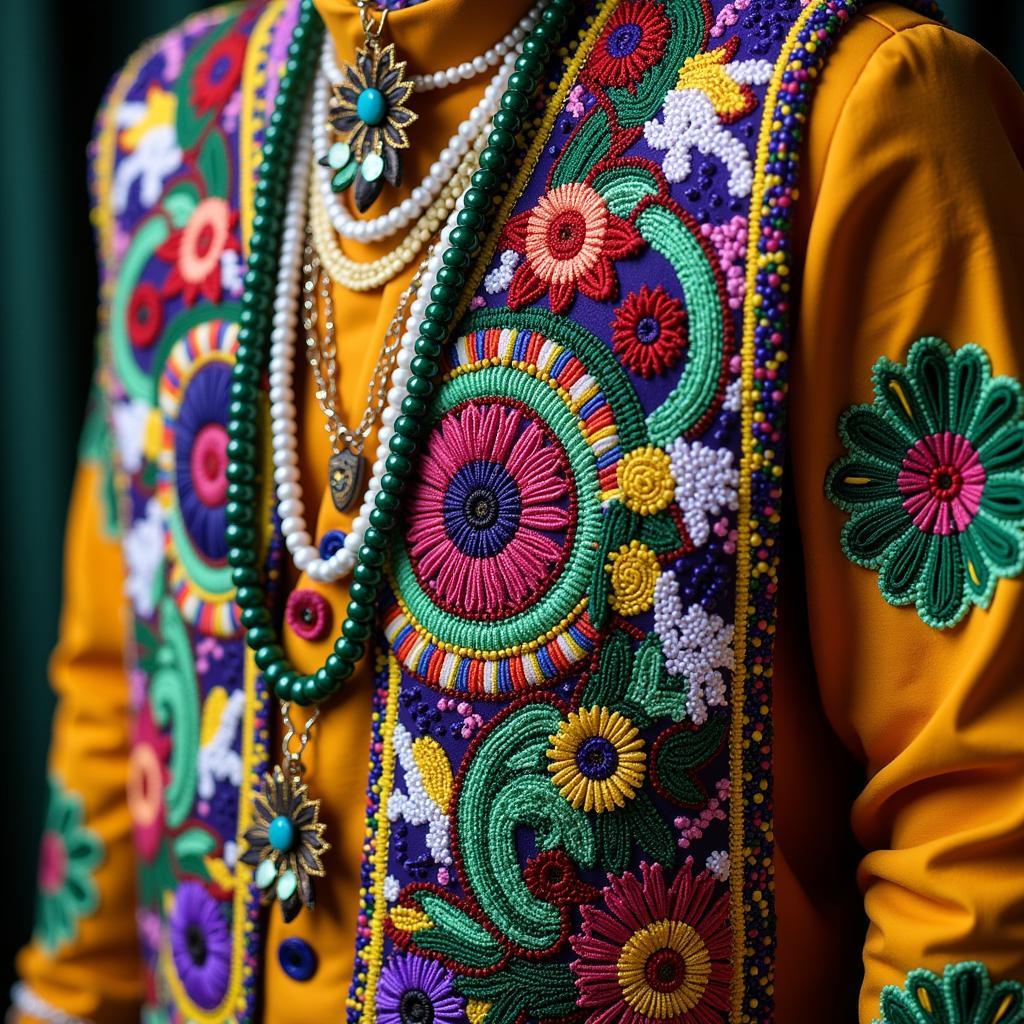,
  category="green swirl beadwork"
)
[223,0,577,704]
